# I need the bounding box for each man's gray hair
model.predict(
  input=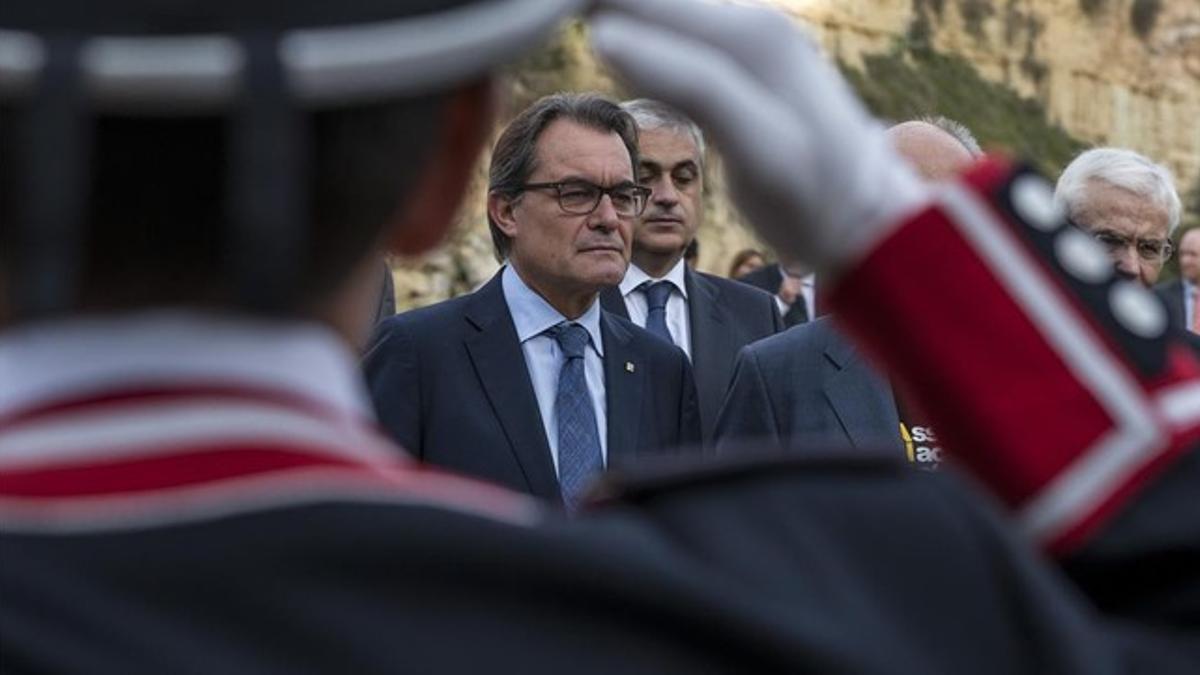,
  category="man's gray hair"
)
[1053,147,1183,234]
[919,115,983,157]
[620,98,706,166]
